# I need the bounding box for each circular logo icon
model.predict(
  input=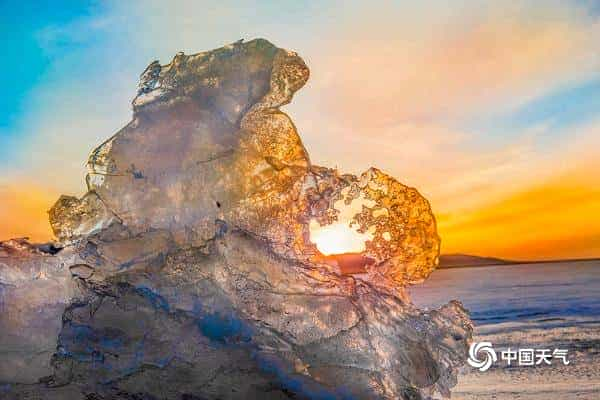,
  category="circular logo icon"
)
[467,341,497,372]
